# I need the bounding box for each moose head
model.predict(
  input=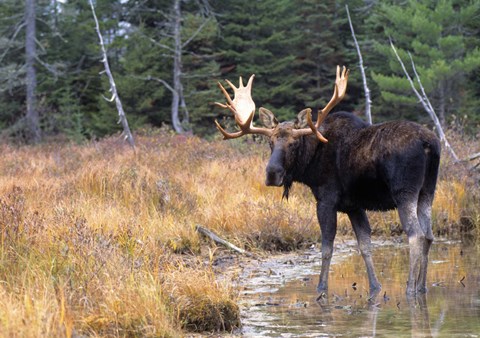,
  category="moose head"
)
[214,66,349,189]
